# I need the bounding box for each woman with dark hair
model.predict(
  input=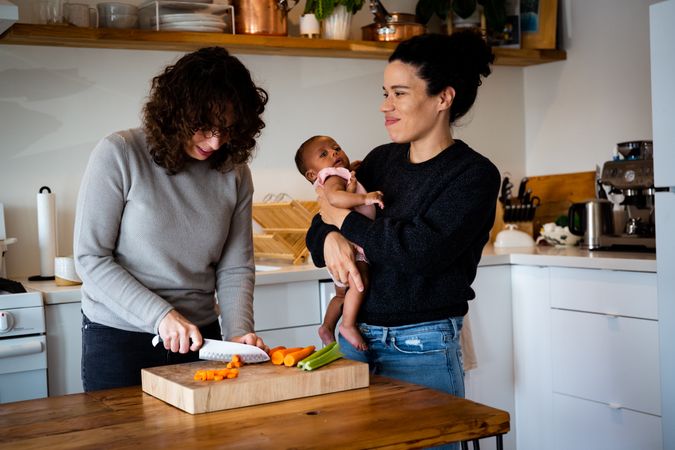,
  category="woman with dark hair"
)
[306,30,500,399]
[74,47,269,391]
